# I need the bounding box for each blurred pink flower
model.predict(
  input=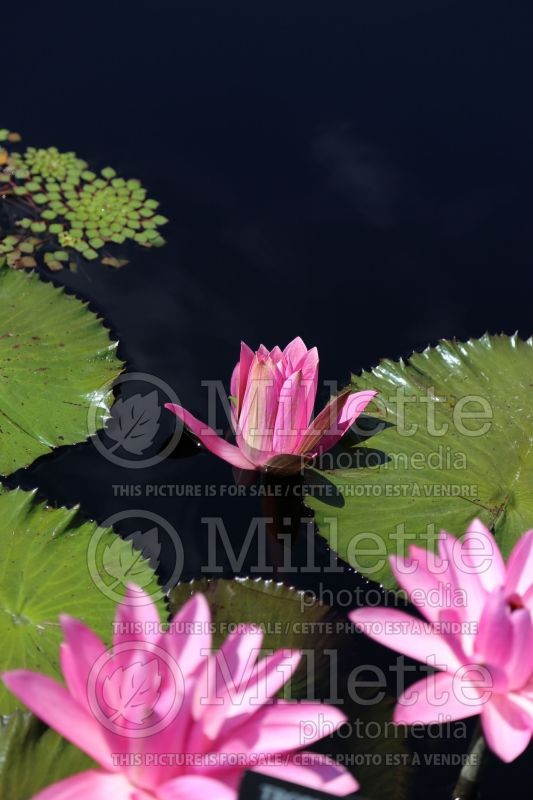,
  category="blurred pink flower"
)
[3,585,358,799]
[165,337,376,474]
[350,520,533,762]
